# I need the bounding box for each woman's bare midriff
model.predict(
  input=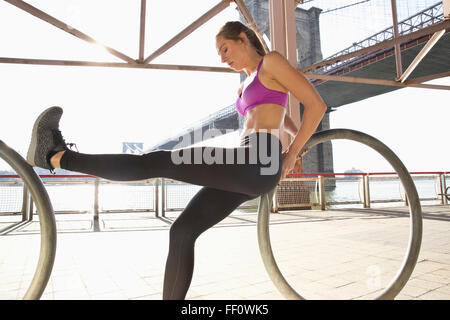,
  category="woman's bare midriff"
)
[240,104,286,141]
